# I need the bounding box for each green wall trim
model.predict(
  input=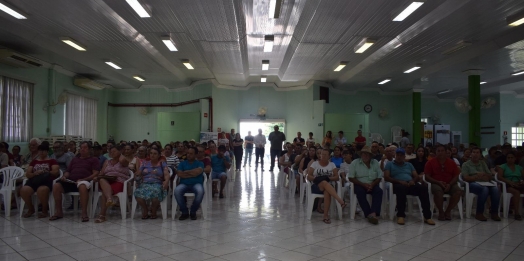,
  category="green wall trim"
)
[412,92,422,146]
[468,75,481,146]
